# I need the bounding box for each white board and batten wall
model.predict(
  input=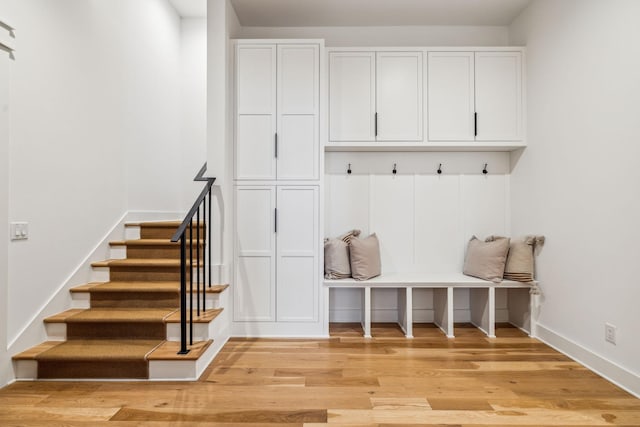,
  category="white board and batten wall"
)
[325,152,512,324]
[233,40,527,336]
